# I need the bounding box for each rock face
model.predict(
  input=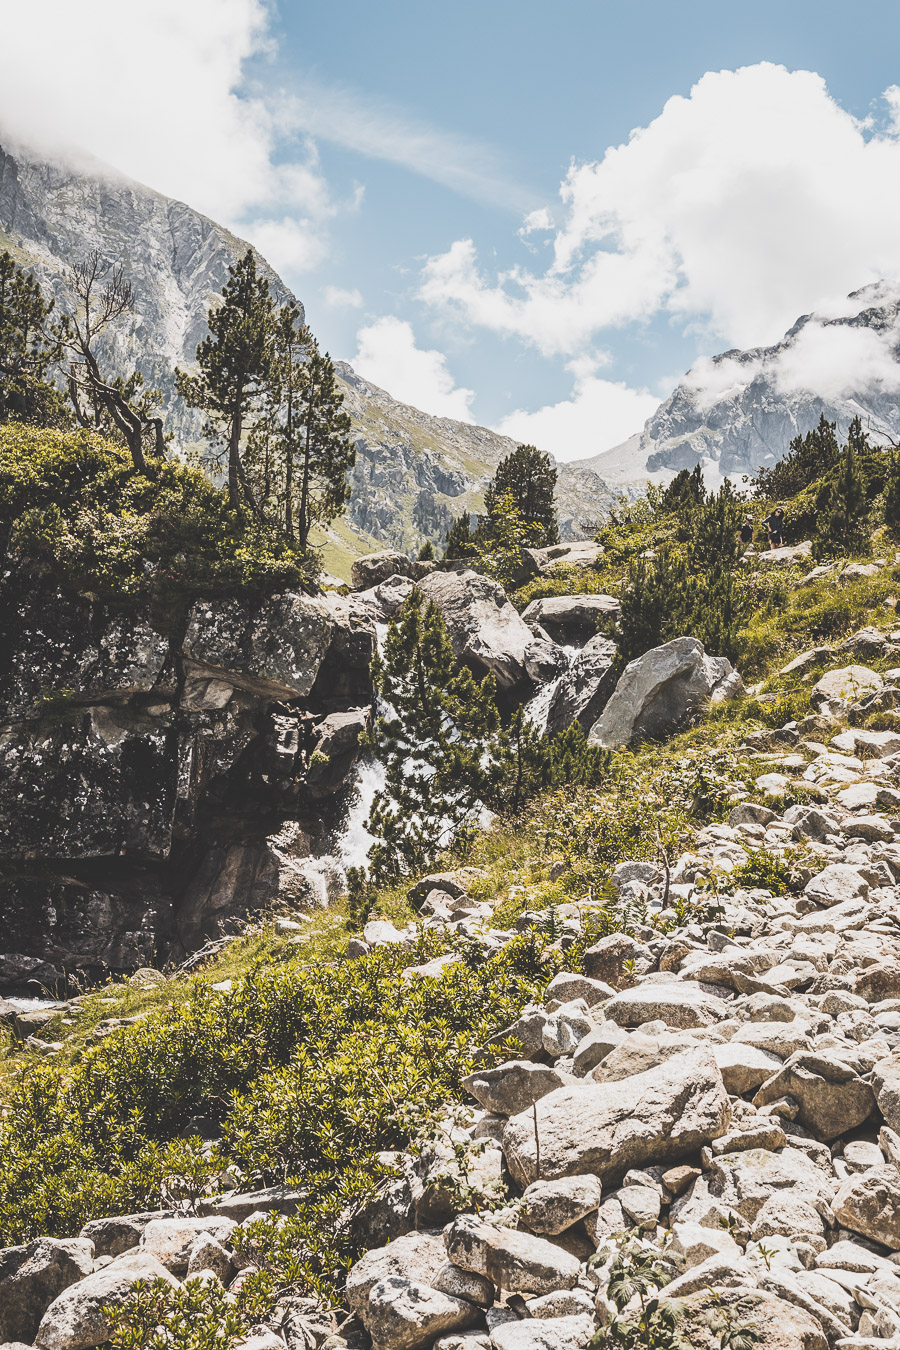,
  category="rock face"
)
[35,1251,179,1350]
[416,571,536,689]
[0,577,373,985]
[581,280,900,487]
[588,638,745,748]
[0,1238,94,1344]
